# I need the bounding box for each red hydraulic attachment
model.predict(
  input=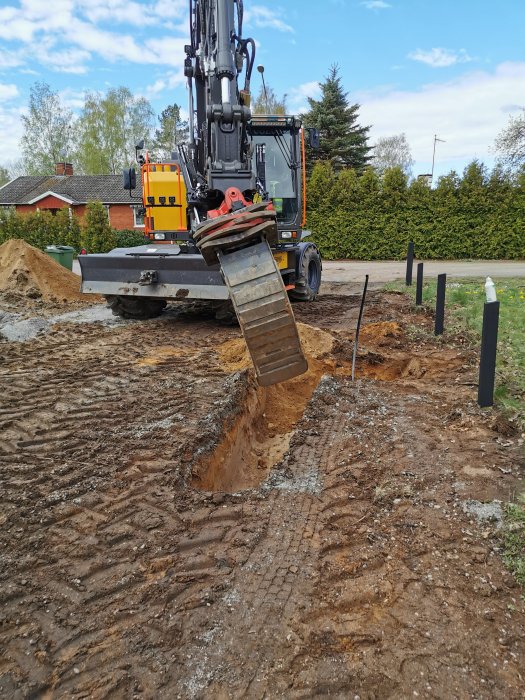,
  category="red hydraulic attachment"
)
[192,187,307,386]
[193,188,278,266]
